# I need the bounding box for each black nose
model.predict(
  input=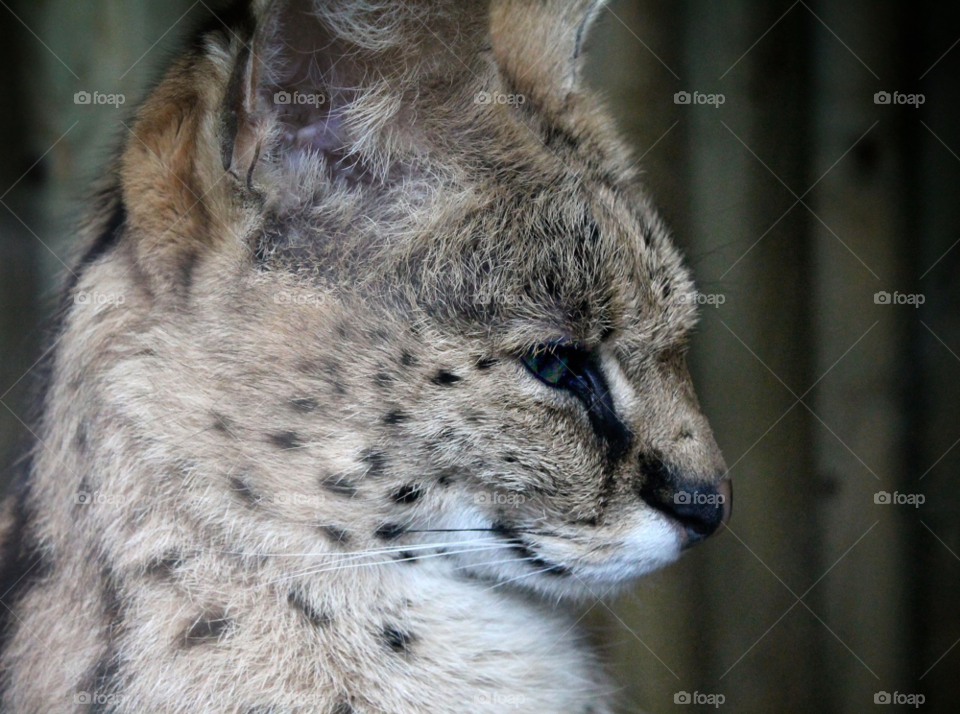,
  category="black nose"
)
[638,458,731,546]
